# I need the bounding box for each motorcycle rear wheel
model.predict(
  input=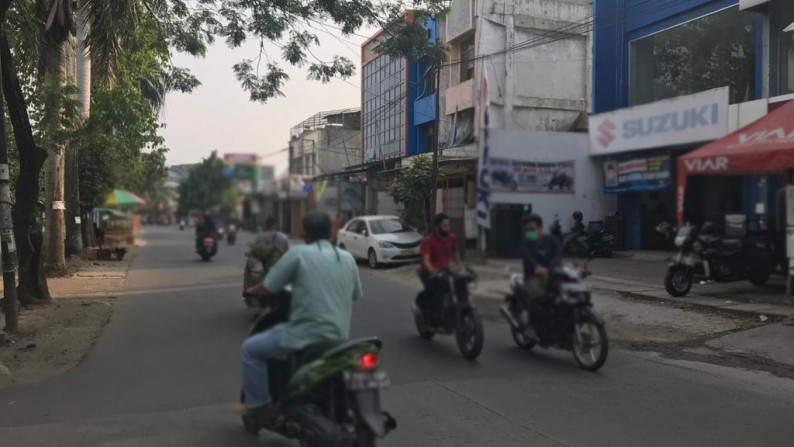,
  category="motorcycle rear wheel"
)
[456,308,484,360]
[664,266,692,297]
[572,318,608,372]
